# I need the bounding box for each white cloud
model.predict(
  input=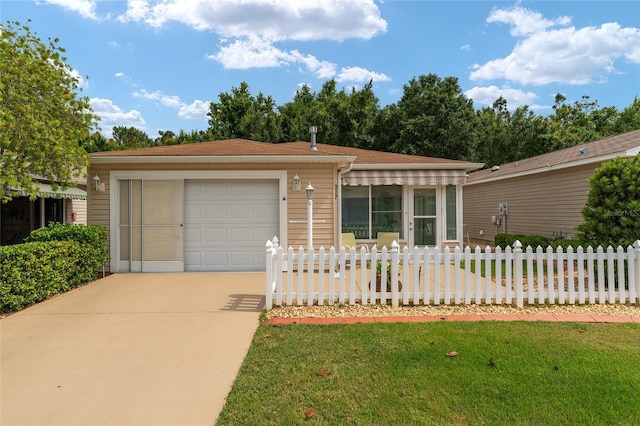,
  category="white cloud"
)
[117,0,386,41]
[89,98,146,135]
[132,89,209,120]
[209,37,387,83]
[460,44,471,51]
[209,37,339,79]
[178,100,210,119]
[133,89,182,108]
[43,0,99,20]
[471,7,640,86]
[336,67,390,83]
[486,6,571,37]
[465,86,539,109]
